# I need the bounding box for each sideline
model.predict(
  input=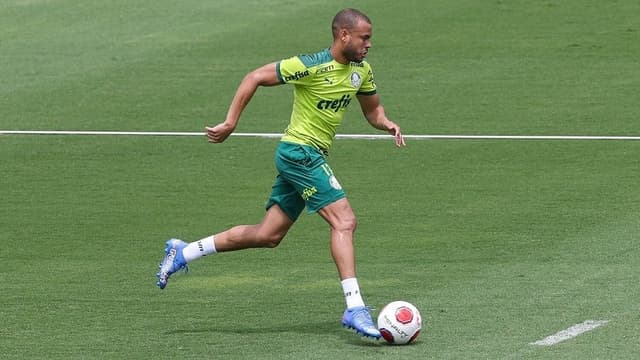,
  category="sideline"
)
[2,130,640,141]
[530,320,609,346]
